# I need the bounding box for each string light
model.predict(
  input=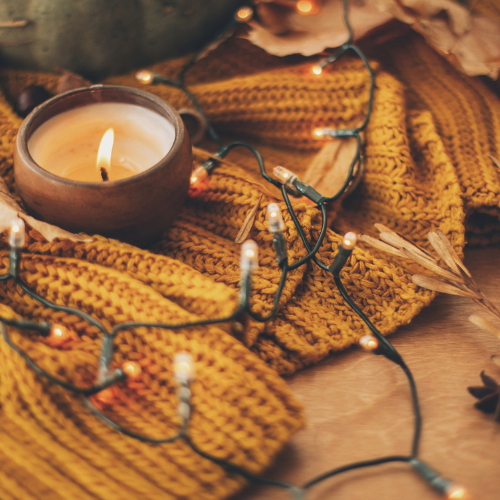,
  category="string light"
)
[342,231,357,249]
[445,484,471,500]
[235,6,253,22]
[135,70,154,85]
[329,231,358,275]
[173,352,195,384]
[267,203,288,265]
[190,165,208,187]
[296,0,319,15]
[93,387,118,406]
[273,165,301,196]
[47,324,72,347]
[359,335,379,352]
[312,65,323,76]
[122,361,142,380]
[0,1,469,498]
[240,240,259,274]
[9,218,25,248]
[266,203,285,233]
